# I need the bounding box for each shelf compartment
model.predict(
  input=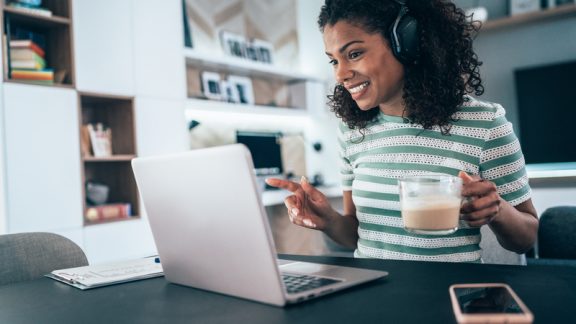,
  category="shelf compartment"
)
[185,97,308,117]
[79,93,136,156]
[78,92,139,226]
[2,0,74,86]
[83,161,140,226]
